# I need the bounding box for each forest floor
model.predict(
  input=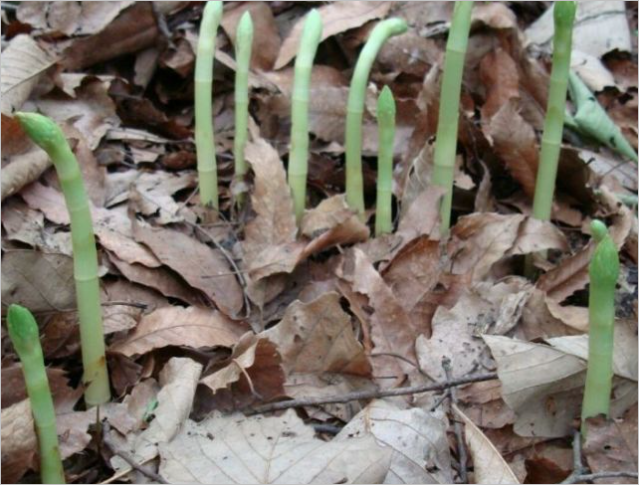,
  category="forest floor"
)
[1,1,638,484]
